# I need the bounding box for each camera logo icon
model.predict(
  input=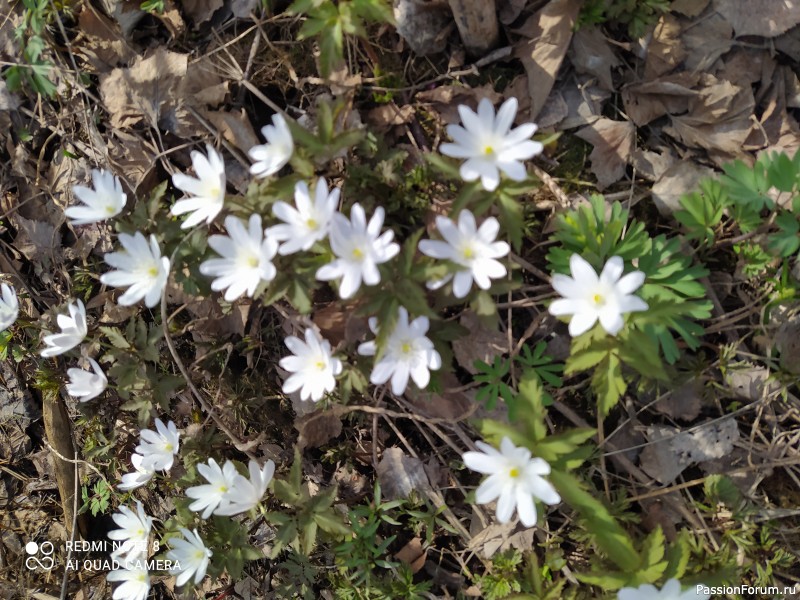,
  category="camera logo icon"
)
[25,541,55,571]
